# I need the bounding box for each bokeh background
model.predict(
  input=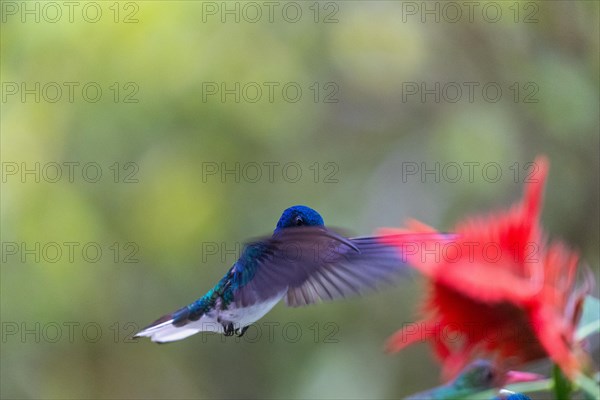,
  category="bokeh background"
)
[1,1,599,399]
